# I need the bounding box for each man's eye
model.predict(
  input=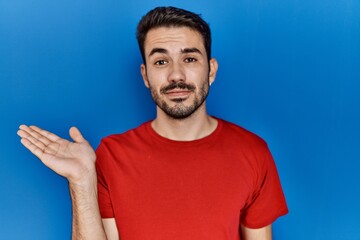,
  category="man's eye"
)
[185,57,197,63]
[155,60,168,65]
